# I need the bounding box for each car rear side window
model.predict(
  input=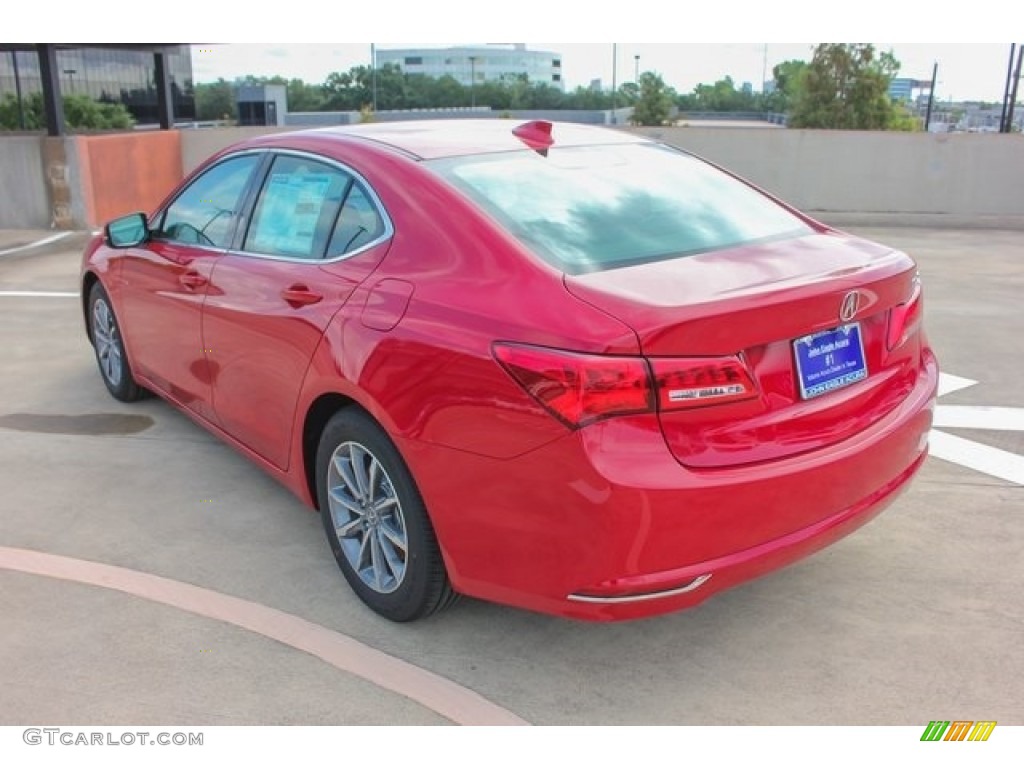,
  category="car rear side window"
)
[244,155,352,260]
[241,155,387,261]
[156,154,260,249]
[326,184,386,258]
[428,143,812,274]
